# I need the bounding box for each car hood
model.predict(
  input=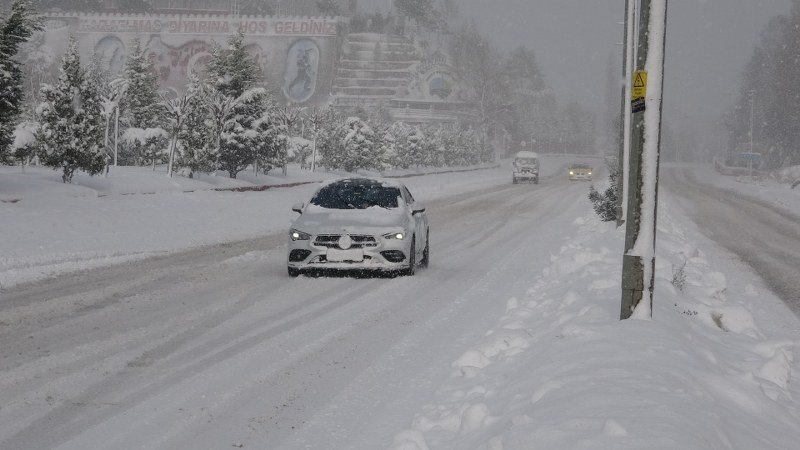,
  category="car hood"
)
[291,206,409,235]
